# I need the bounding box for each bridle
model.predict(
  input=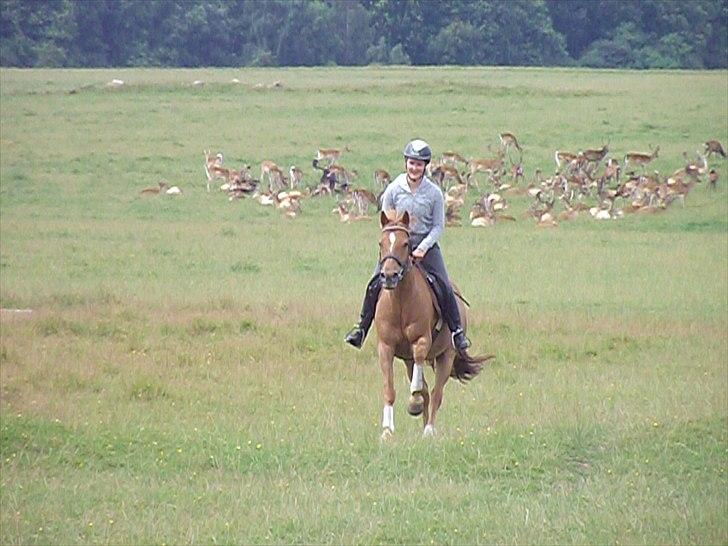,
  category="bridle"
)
[379,225,412,284]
